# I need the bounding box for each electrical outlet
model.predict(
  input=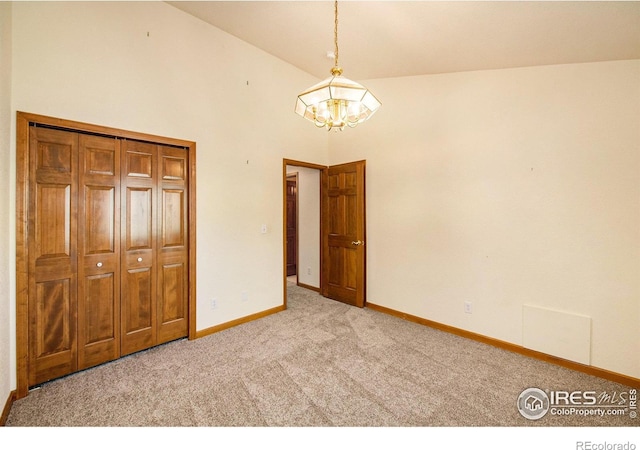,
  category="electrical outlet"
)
[241,291,248,302]
[211,298,218,310]
[464,301,472,314]
[307,267,311,275]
